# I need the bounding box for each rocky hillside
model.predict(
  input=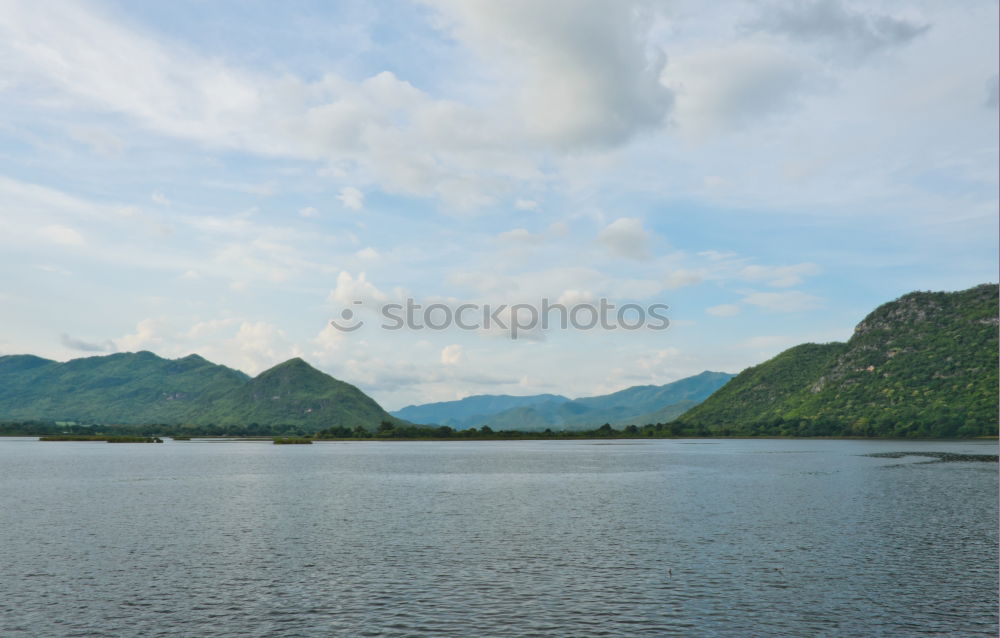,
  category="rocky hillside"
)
[678,284,999,437]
